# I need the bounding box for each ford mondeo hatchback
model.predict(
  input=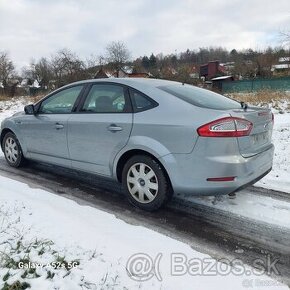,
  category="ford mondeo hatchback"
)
[1,78,274,210]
